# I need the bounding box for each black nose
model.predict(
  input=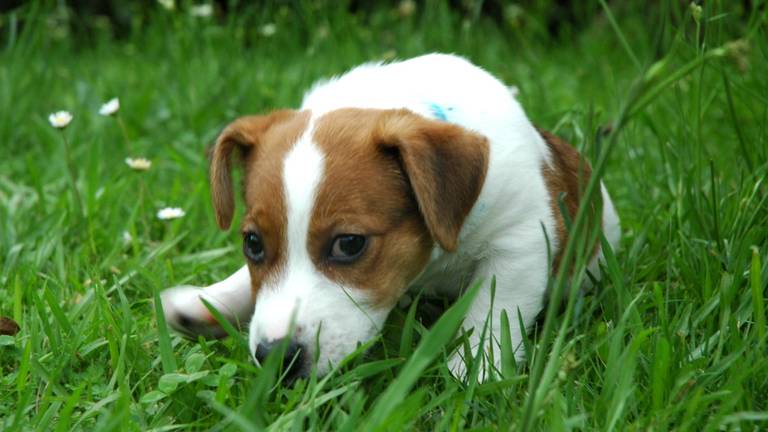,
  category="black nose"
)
[254,338,307,382]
